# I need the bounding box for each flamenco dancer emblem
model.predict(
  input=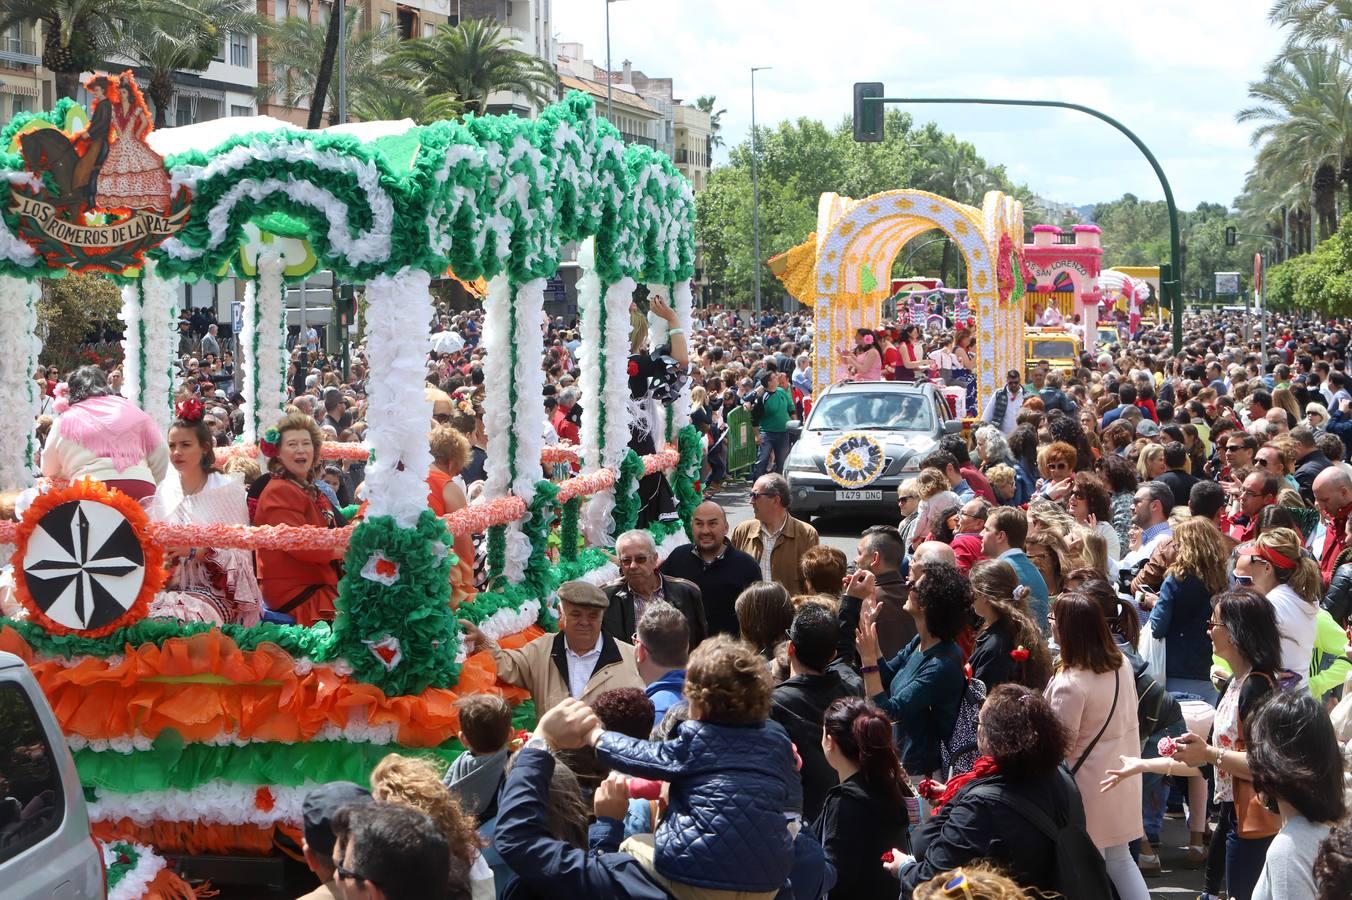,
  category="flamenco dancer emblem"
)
[8,71,190,274]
